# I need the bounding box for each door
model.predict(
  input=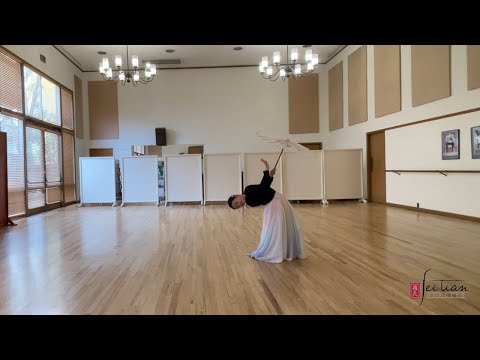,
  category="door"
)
[188,146,204,155]
[26,126,63,215]
[26,126,46,213]
[368,131,386,203]
[44,131,63,208]
[90,148,113,157]
[299,142,322,150]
